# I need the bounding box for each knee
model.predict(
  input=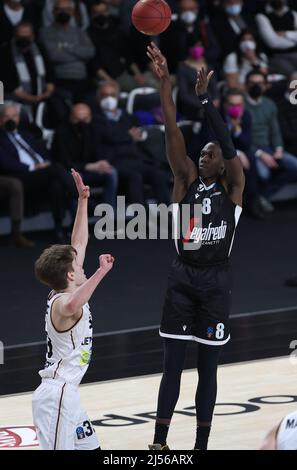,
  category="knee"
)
[9,178,23,197]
